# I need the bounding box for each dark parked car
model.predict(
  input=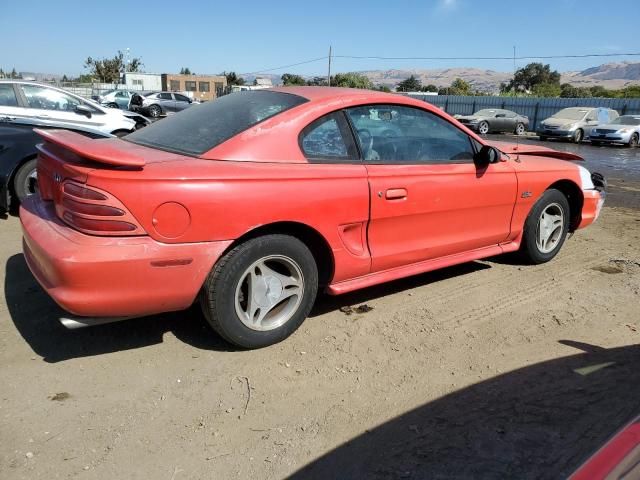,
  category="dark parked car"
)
[0,120,109,215]
[455,109,529,135]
